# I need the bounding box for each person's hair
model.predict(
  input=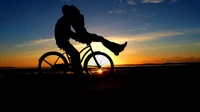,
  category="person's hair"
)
[62,4,70,15]
[62,4,80,16]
